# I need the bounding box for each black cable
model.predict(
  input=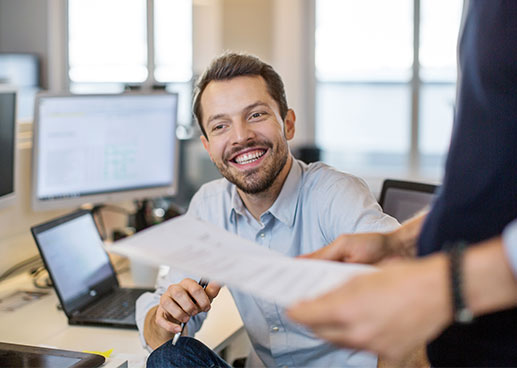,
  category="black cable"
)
[31,267,52,289]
